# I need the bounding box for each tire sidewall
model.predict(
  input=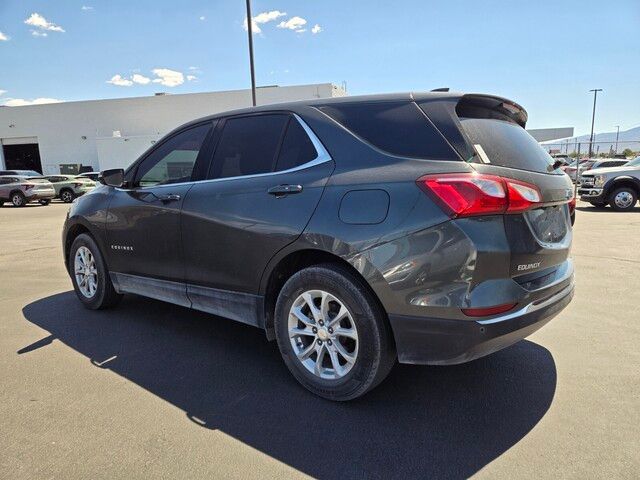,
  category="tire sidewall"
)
[274,266,386,400]
[609,187,637,212]
[69,234,111,309]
